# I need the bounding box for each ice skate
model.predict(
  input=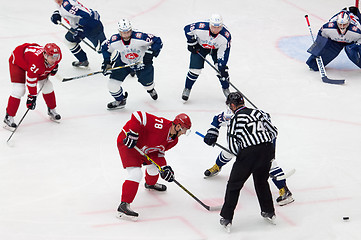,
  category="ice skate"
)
[107,92,128,110]
[116,202,139,220]
[222,88,230,97]
[261,211,276,225]
[72,60,89,67]
[3,113,17,132]
[144,183,167,191]
[48,108,61,122]
[220,218,232,233]
[204,164,221,178]
[276,186,294,206]
[182,88,191,101]
[147,89,158,100]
